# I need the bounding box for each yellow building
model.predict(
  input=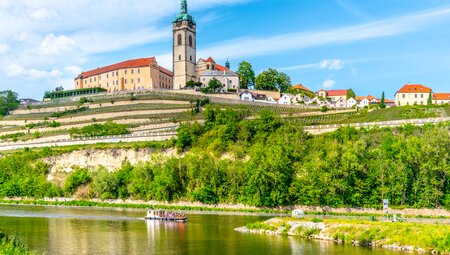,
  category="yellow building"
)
[74,57,173,92]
